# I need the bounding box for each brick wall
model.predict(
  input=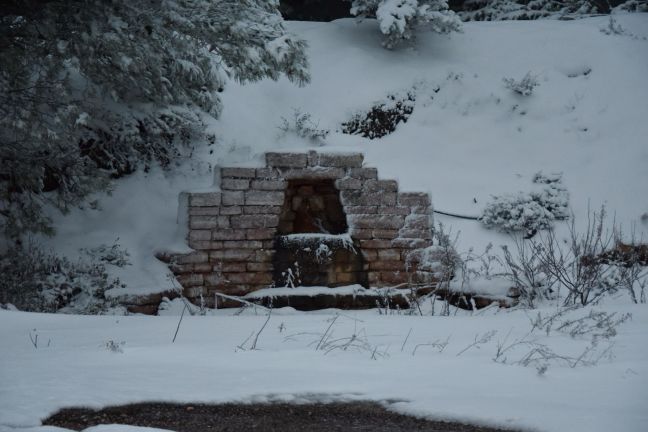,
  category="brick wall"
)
[164,151,436,307]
